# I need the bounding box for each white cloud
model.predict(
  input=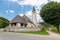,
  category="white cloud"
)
[6,10,9,13]
[52,0,60,2]
[6,0,60,7]
[25,11,32,20]
[5,0,60,5]
[6,0,60,22]
[9,10,15,13]
[6,0,48,13]
[19,11,43,23]
[19,0,48,6]
[19,14,24,17]
[6,0,48,6]
[5,0,18,2]
[6,10,15,13]
[5,0,60,13]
